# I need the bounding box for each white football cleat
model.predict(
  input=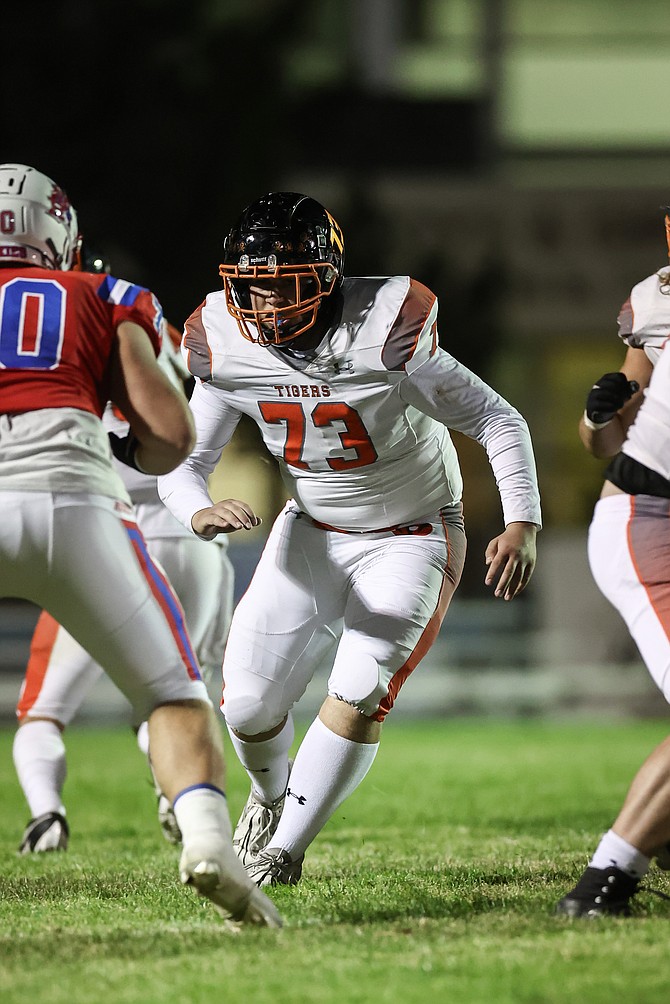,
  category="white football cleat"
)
[180,842,283,928]
[246,846,304,888]
[157,793,182,845]
[233,761,292,866]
